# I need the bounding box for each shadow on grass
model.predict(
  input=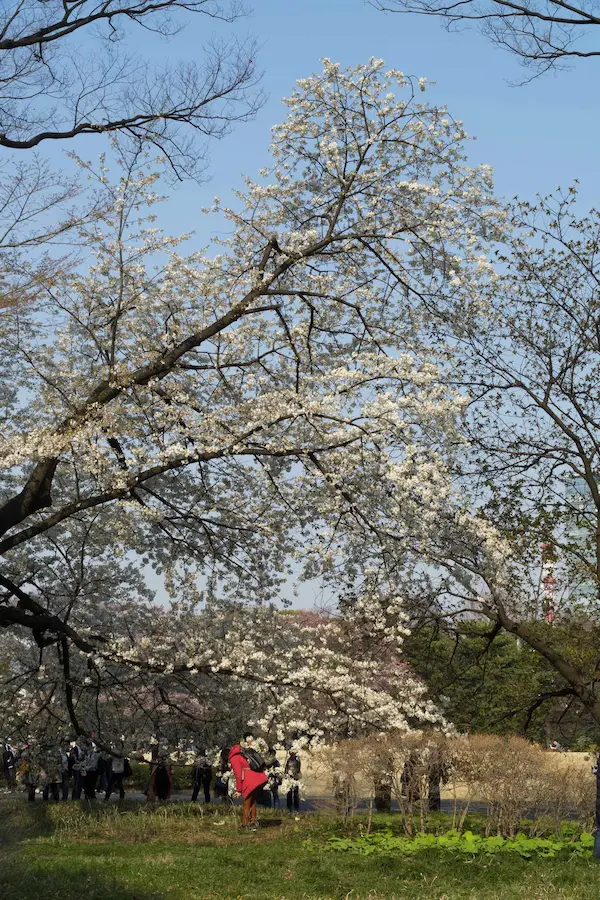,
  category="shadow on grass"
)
[258,817,283,829]
[0,857,167,900]
[0,859,167,900]
[0,794,54,845]
[0,797,167,900]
